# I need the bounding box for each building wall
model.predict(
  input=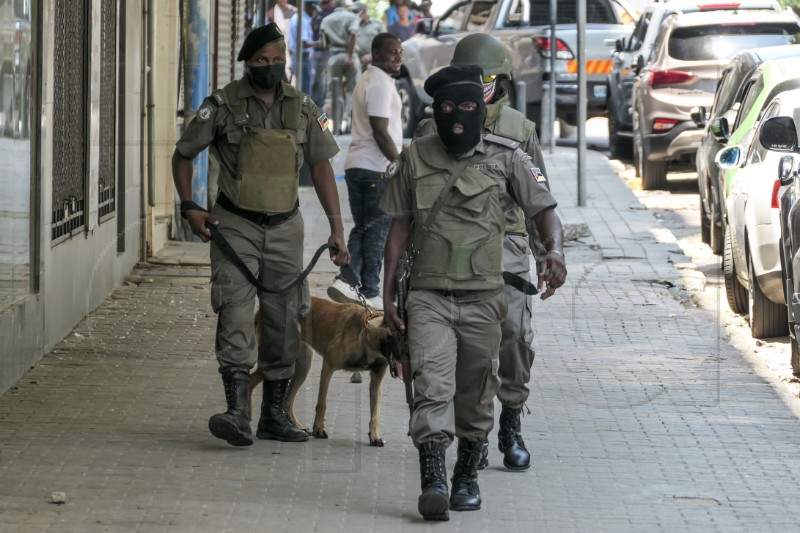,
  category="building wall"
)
[0,0,150,394]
